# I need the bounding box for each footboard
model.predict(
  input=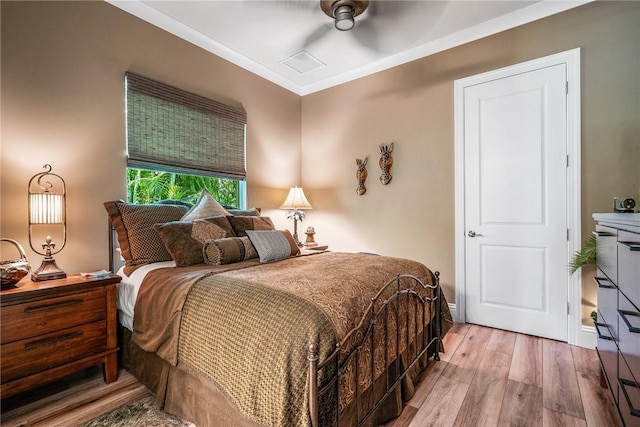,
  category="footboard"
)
[308,271,442,427]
